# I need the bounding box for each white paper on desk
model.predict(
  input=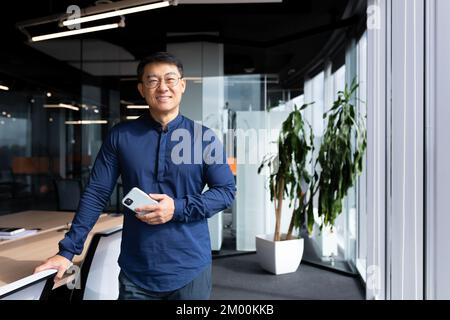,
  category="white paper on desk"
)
[0,229,38,240]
